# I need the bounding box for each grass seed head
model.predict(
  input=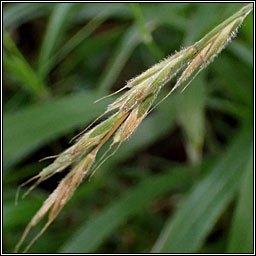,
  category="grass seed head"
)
[15,152,96,253]
[15,4,253,252]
